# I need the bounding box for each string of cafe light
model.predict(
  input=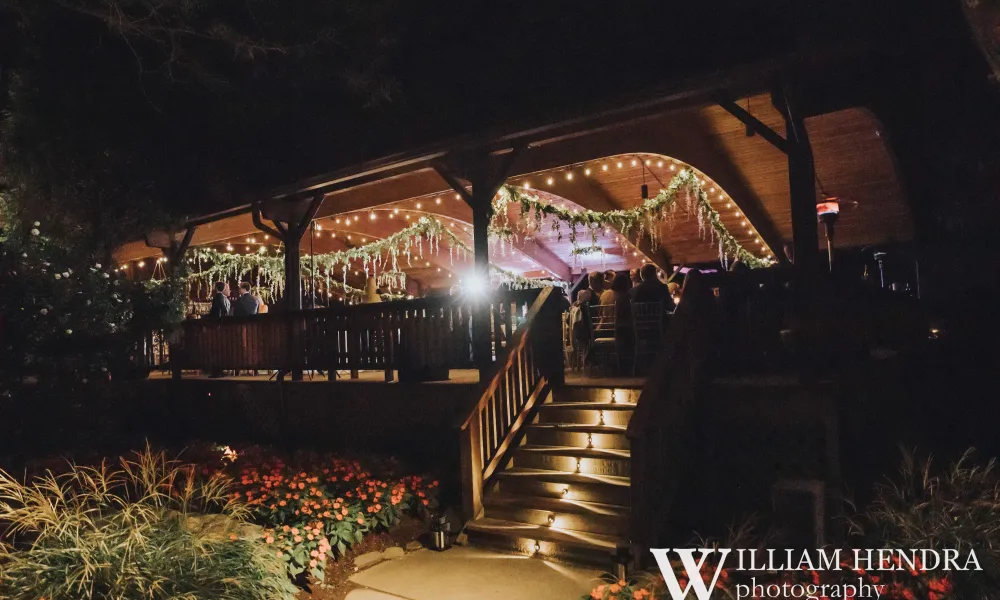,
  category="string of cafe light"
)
[509,154,774,260]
